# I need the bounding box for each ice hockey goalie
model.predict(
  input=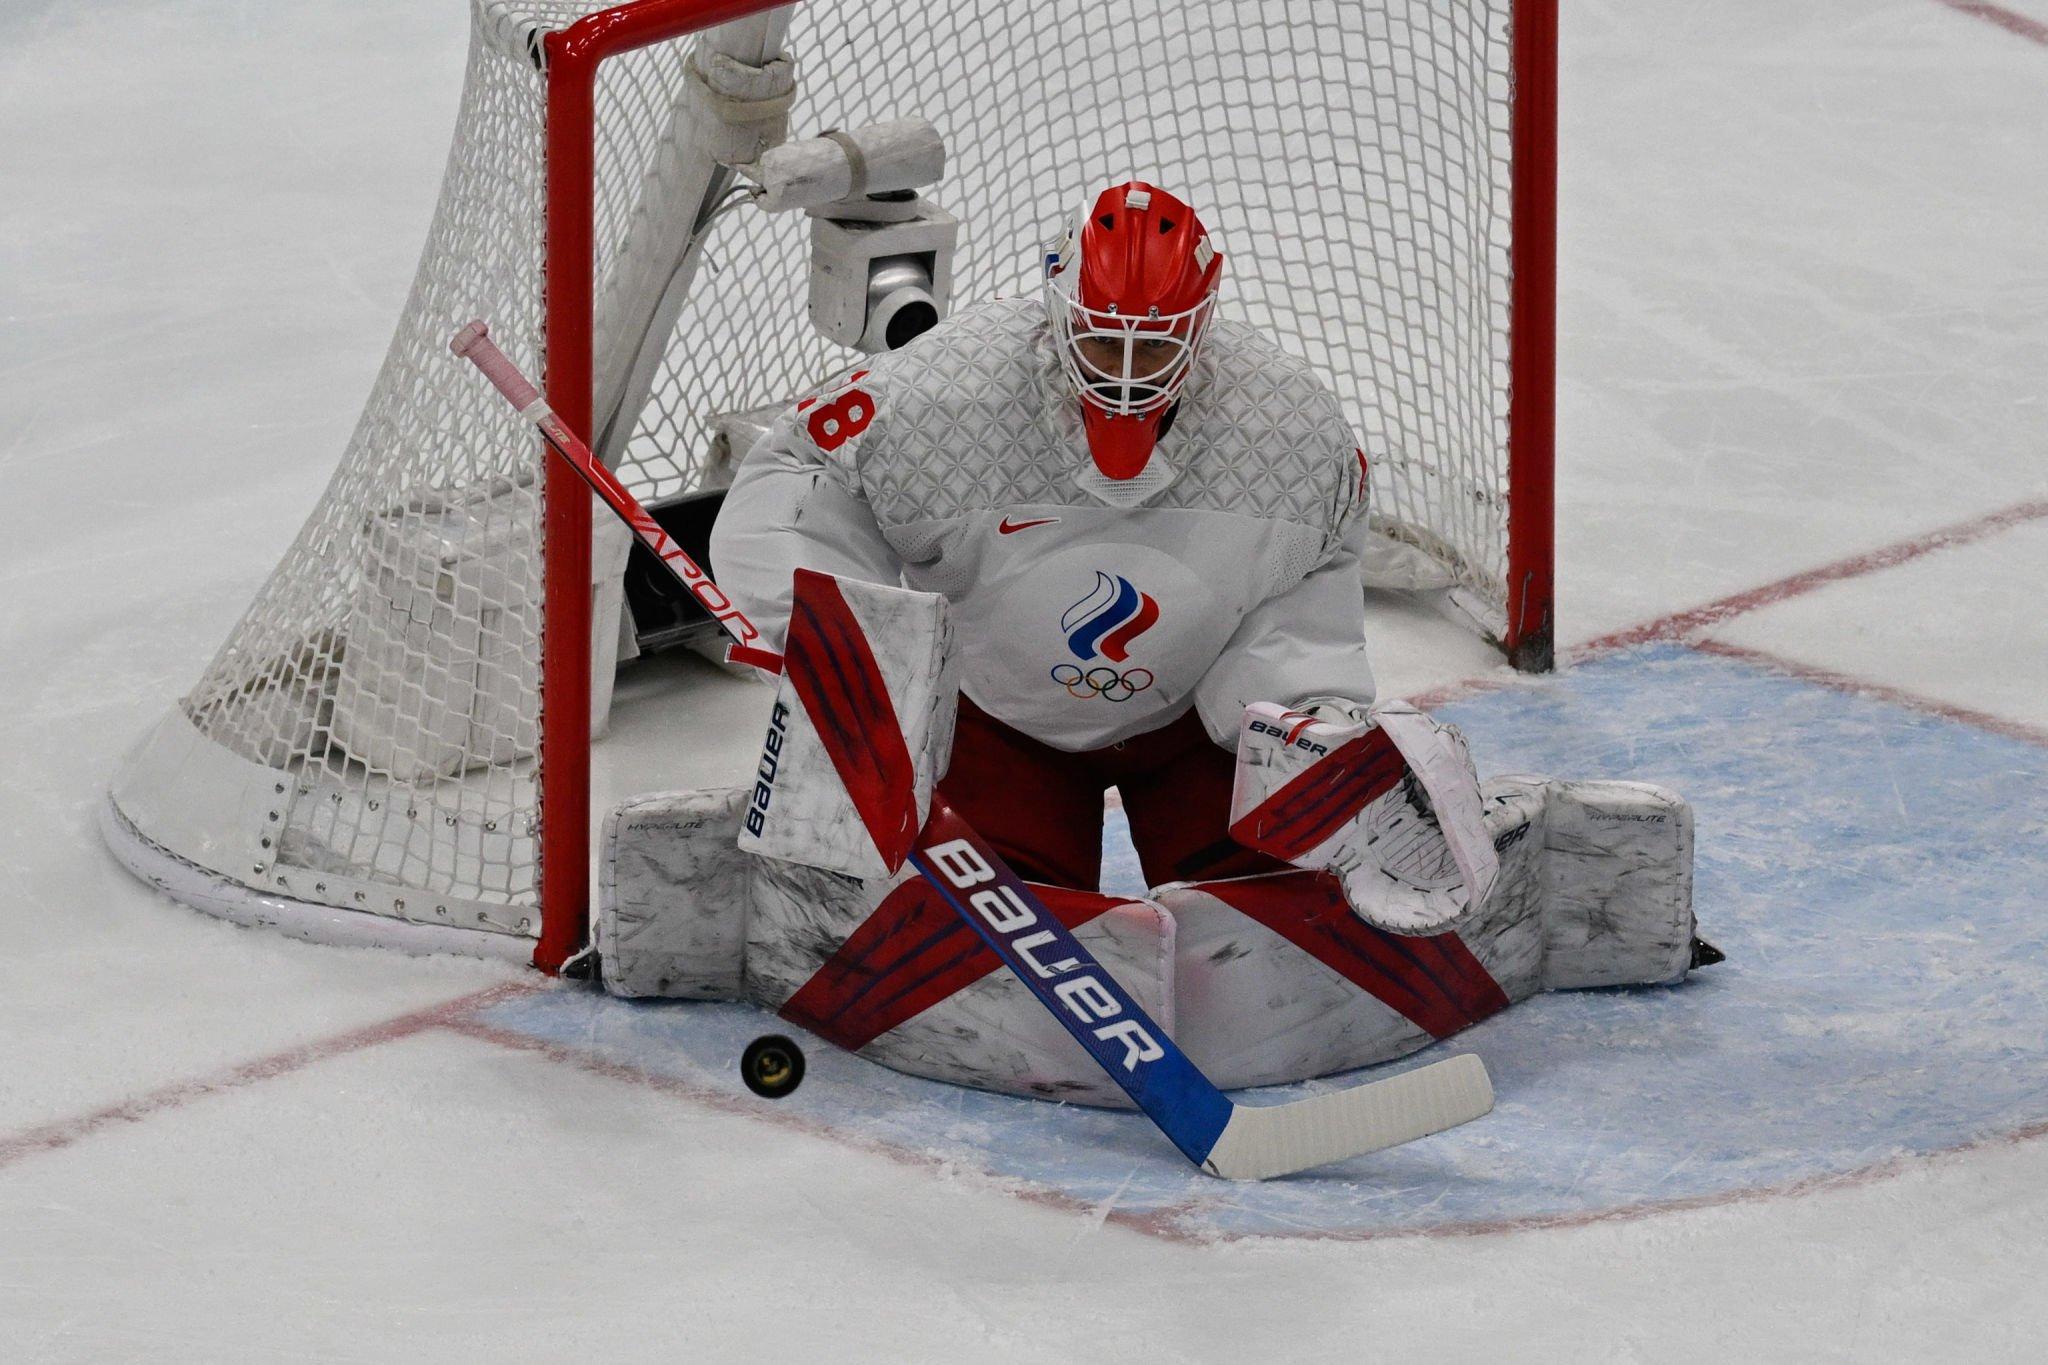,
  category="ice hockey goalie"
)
[597,182,1712,1104]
